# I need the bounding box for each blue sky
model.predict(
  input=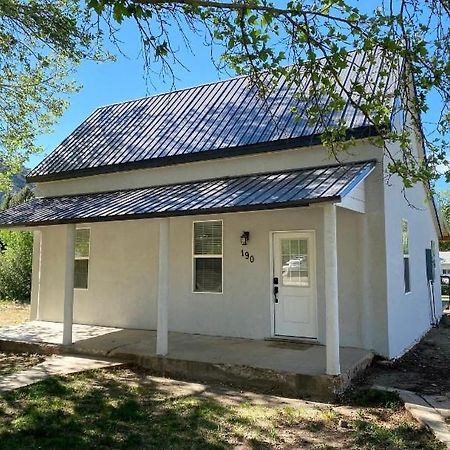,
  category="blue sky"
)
[32,22,449,192]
